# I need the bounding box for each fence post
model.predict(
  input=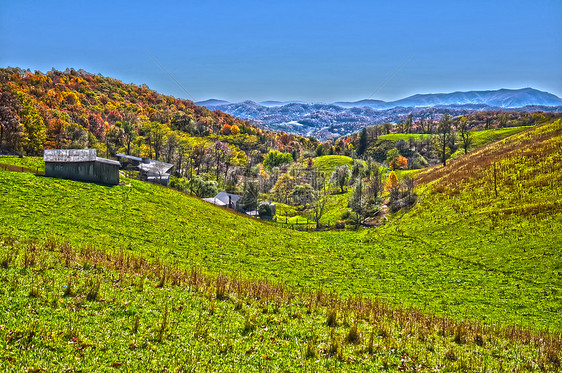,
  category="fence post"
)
[494,162,498,198]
